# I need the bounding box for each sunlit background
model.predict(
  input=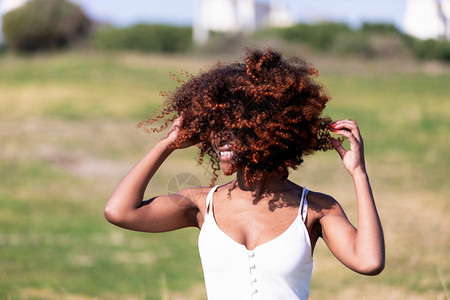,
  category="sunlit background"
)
[2,0,407,28]
[1,0,450,39]
[0,0,449,299]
